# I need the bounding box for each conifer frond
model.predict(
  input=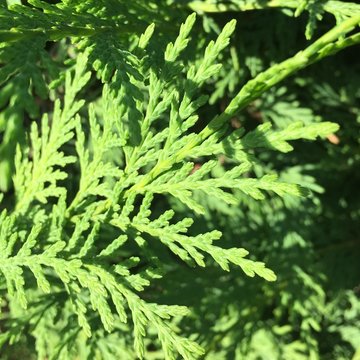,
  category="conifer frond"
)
[13,52,91,214]
[0,2,358,359]
[0,202,205,359]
